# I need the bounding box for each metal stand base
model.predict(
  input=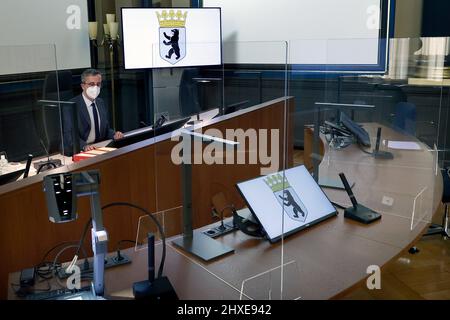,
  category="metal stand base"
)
[172,231,234,262]
[344,204,381,224]
[425,224,449,237]
[424,204,449,238]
